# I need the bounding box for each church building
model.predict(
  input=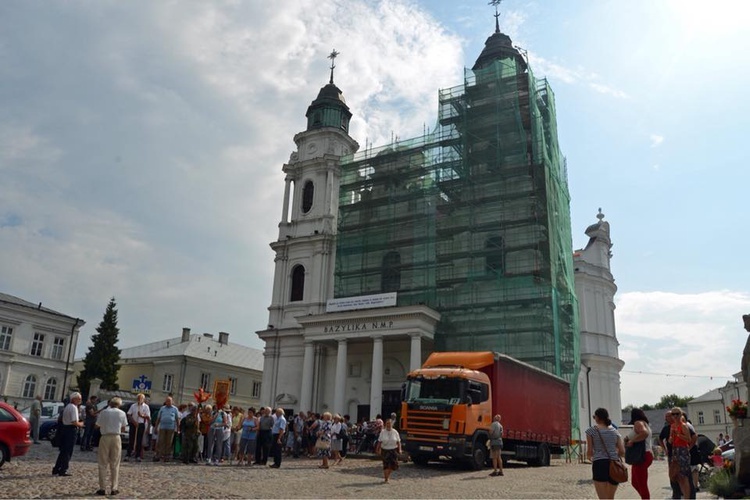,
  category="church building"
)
[257,12,623,432]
